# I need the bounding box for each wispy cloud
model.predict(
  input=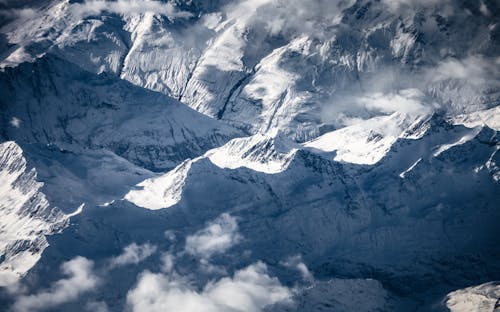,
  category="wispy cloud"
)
[381,0,450,12]
[71,0,193,19]
[185,213,242,259]
[280,255,314,282]
[321,53,500,126]
[0,7,36,26]
[427,56,500,88]
[126,262,291,312]
[85,301,109,312]
[223,0,349,38]
[9,117,21,128]
[356,89,431,115]
[160,252,175,273]
[422,55,500,113]
[12,257,98,312]
[109,243,157,268]
[322,87,433,126]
